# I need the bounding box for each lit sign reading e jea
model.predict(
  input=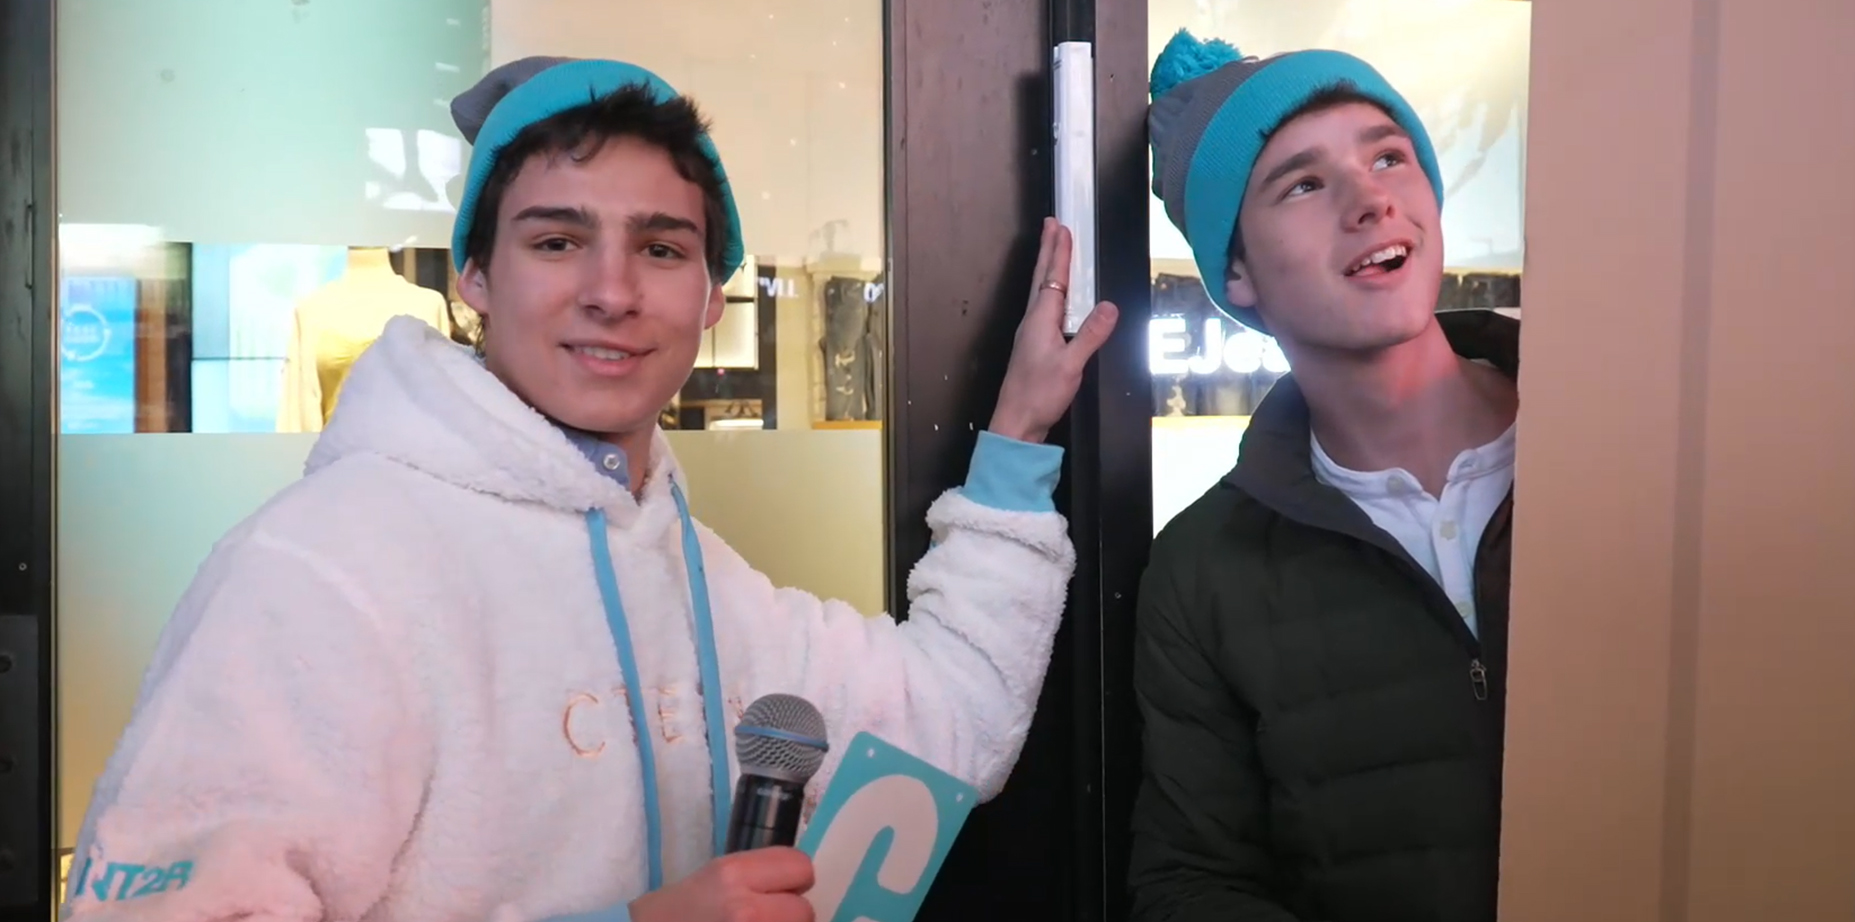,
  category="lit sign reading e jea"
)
[1148,316,1290,377]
